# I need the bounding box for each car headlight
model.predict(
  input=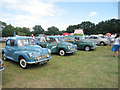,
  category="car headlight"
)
[47,54,49,57]
[29,53,33,57]
[75,44,77,48]
[48,49,51,54]
[91,43,94,46]
[68,46,71,50]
